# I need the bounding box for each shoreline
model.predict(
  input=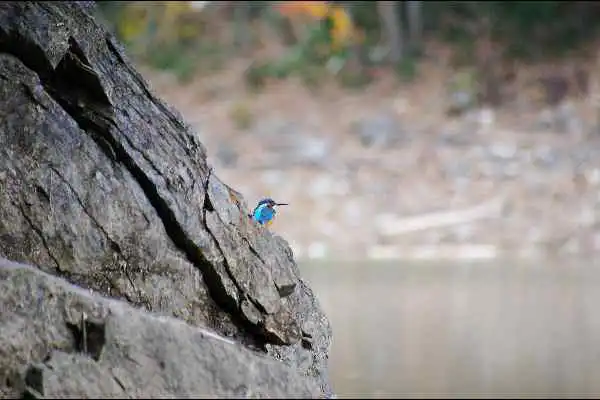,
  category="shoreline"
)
[294,244,600,263]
